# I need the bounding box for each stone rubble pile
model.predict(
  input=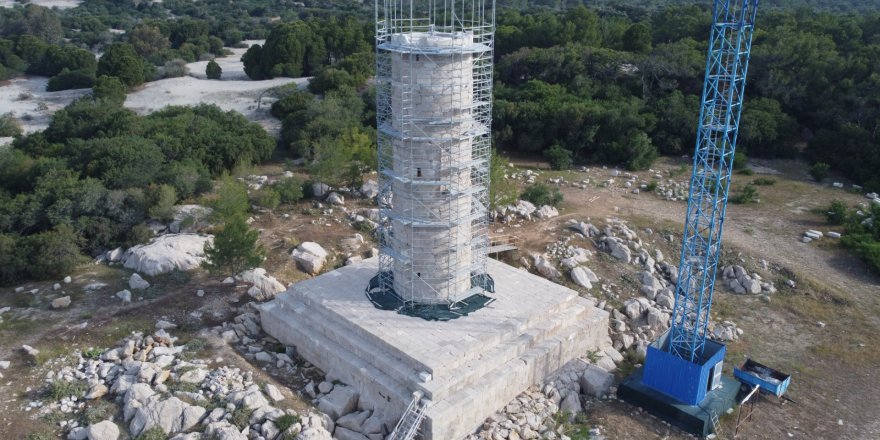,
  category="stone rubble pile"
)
[31,309,336,440]
[493,200,560,223]
[465,359,616,440]
[720,265,776,295]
